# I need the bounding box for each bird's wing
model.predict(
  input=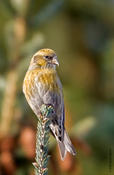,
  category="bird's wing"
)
[41,75,64,121]
[40,74,65,140]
